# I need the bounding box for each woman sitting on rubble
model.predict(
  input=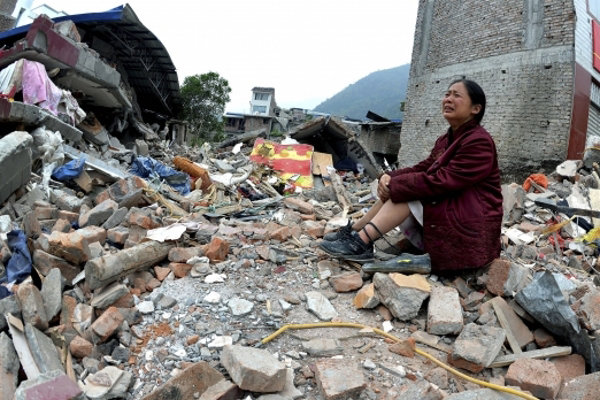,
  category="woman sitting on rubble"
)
[320,79,503,273]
